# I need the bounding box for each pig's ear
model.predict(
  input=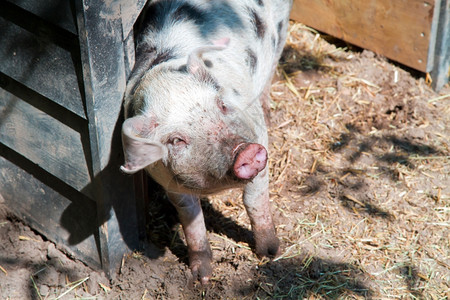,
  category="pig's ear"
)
[120,116,164,174]
[187,37,230,76]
